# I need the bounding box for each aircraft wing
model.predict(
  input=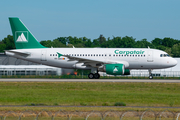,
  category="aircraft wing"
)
[63,54,129,68]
